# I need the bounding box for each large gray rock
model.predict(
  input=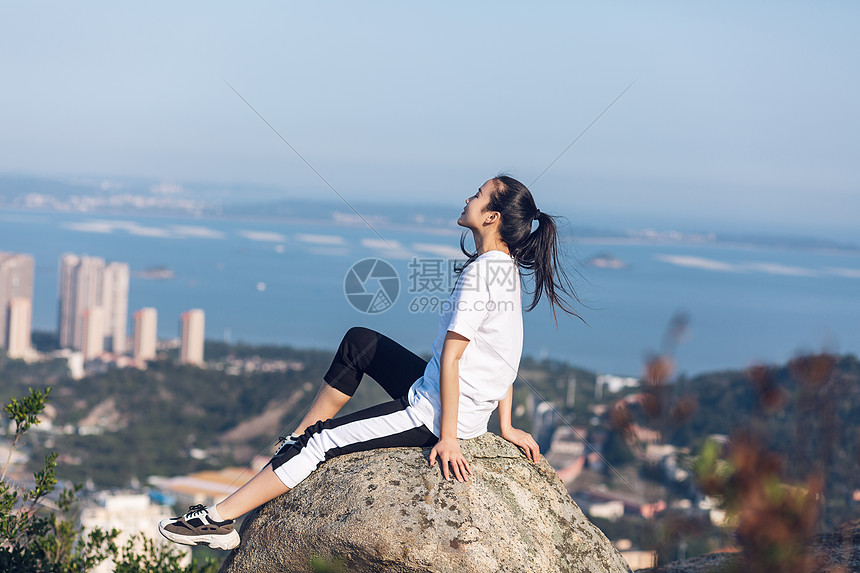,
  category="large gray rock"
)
[219,432,631,573]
